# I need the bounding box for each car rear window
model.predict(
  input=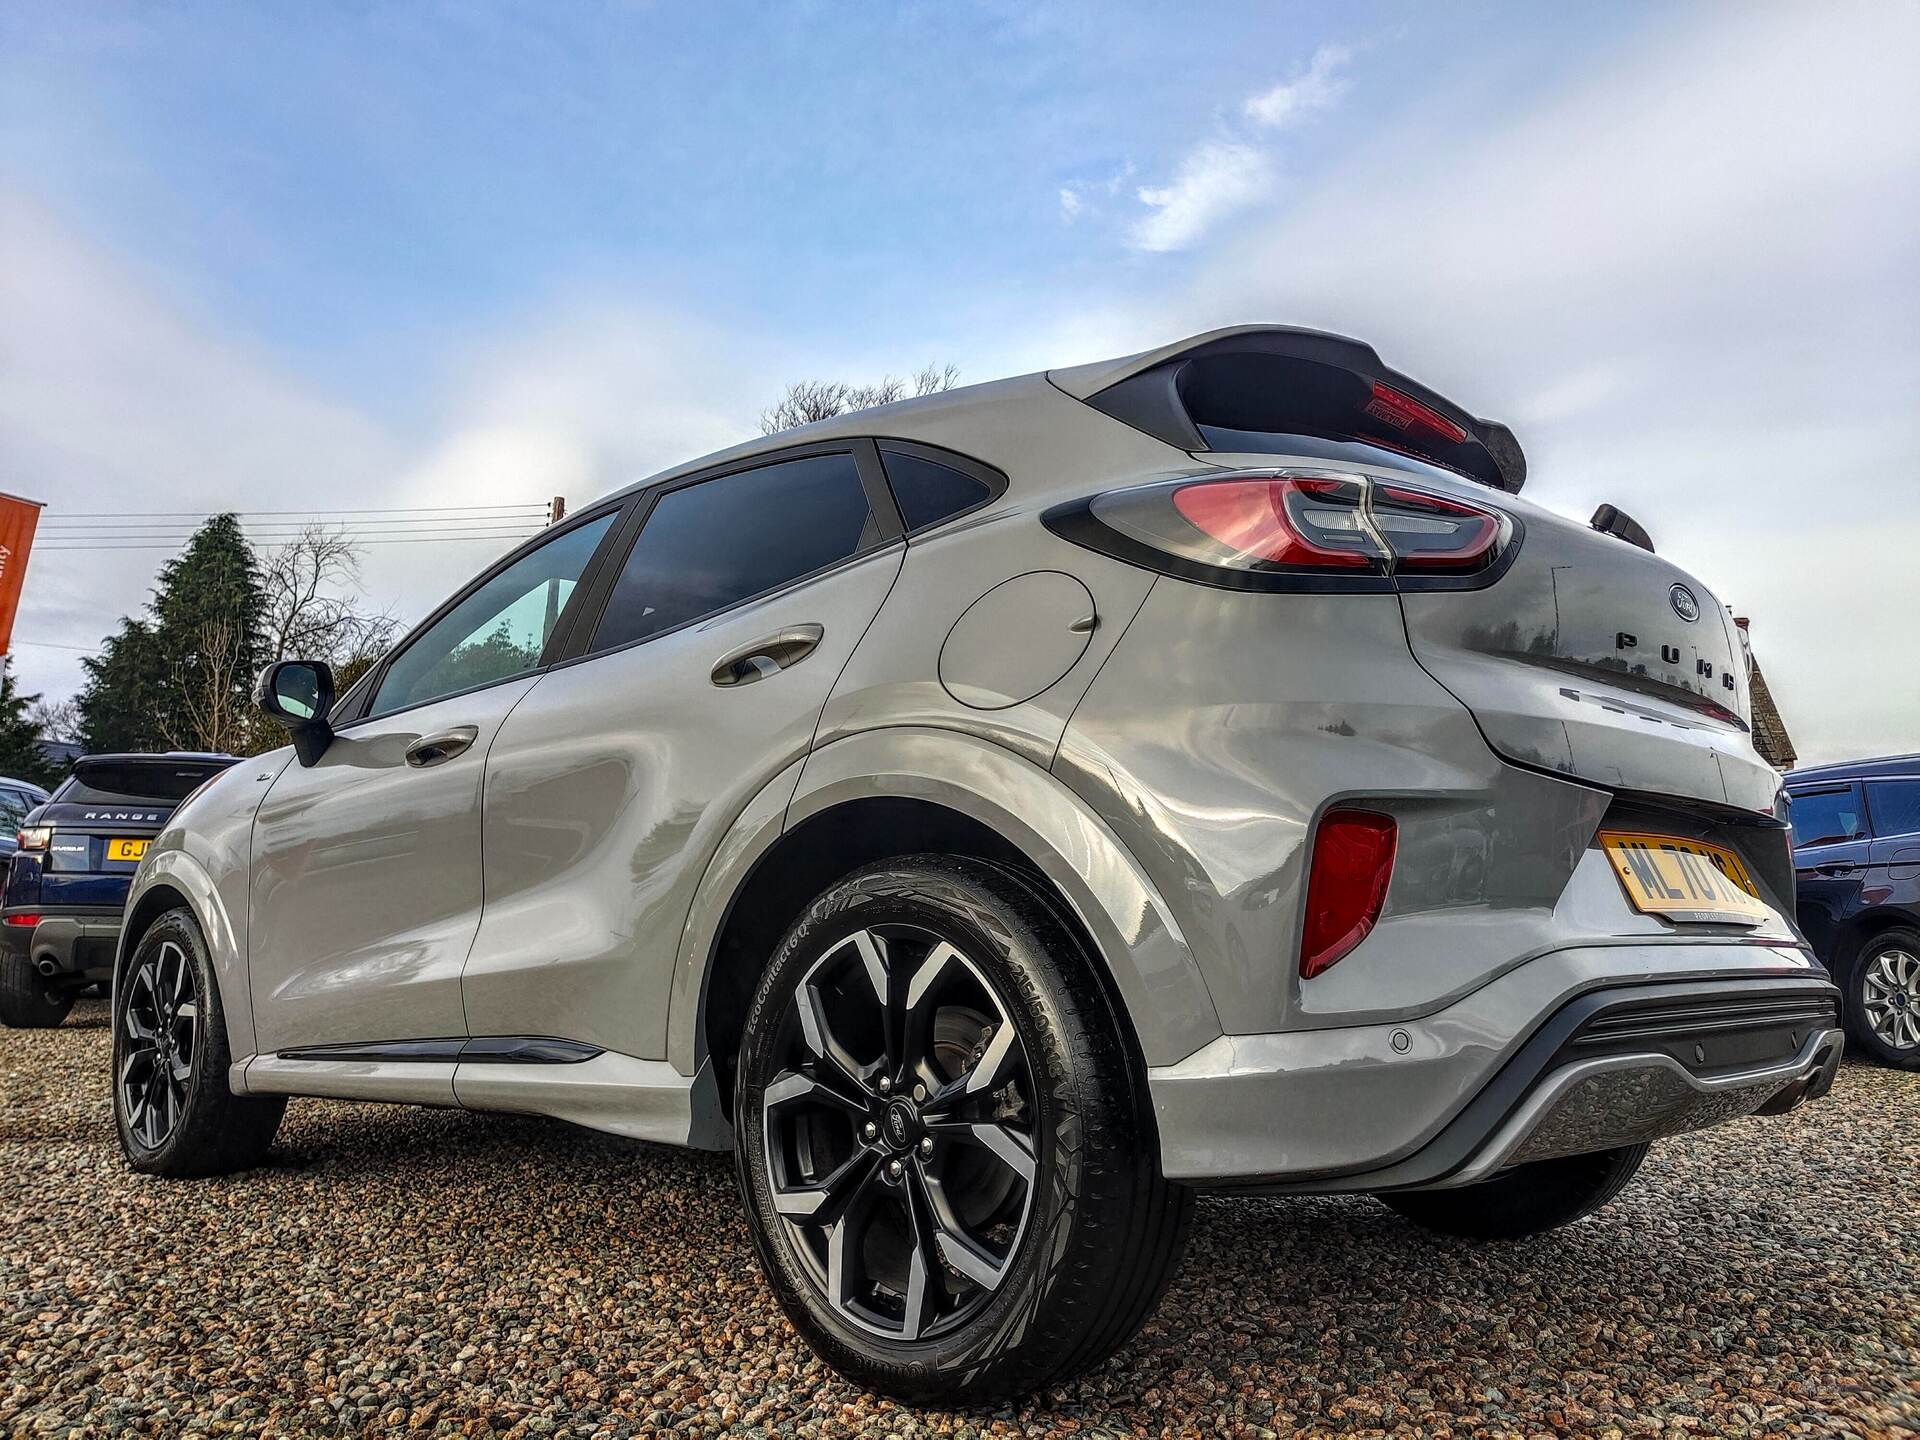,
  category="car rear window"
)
[1176,352,1504,487]
[64,761,230,805]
